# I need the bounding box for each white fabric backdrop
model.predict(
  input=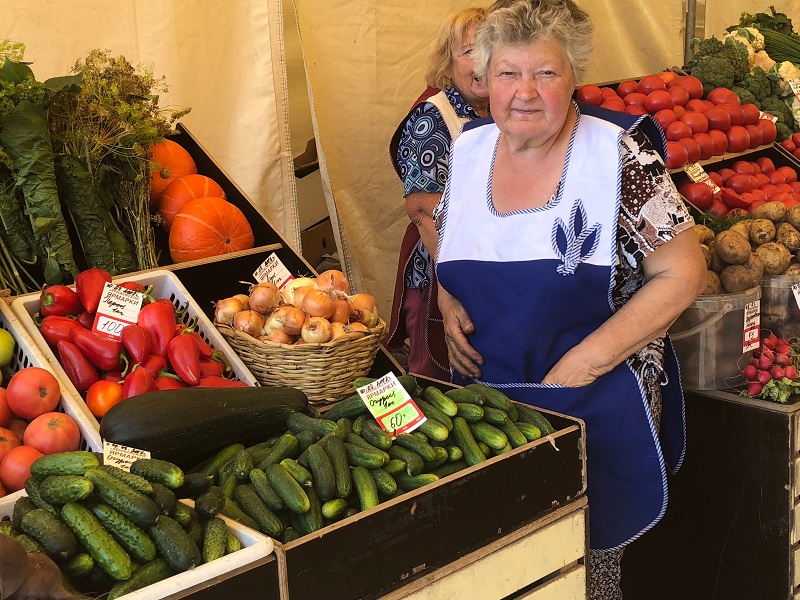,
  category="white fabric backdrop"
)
[0,0,300,249]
